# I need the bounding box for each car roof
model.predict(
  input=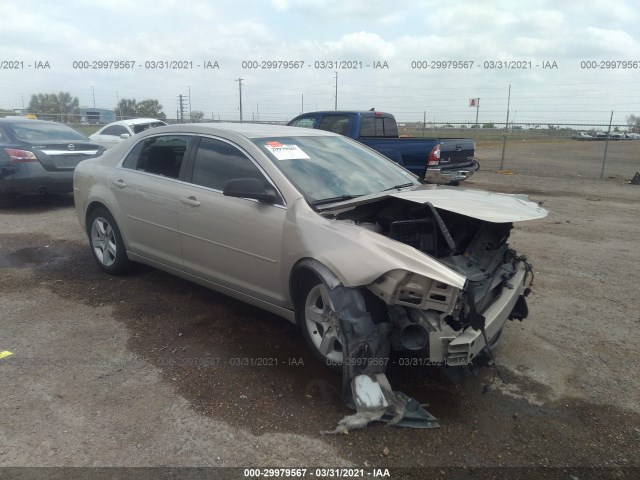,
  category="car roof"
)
[140,122,339,139]
[0,118,66,125]
[107,118,166,126]
[293,110,393,117]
